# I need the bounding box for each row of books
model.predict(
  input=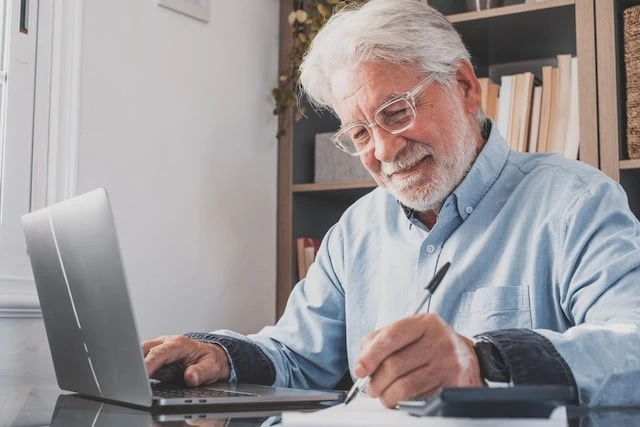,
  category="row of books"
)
[296,237,321,280]
[479,54,579,160]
